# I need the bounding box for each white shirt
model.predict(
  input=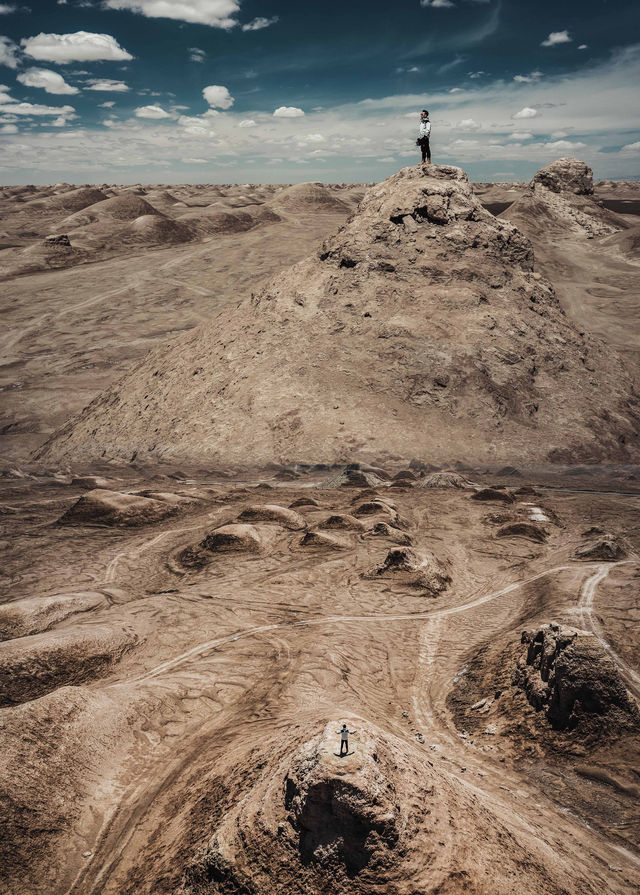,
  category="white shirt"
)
[419,118,431,138]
